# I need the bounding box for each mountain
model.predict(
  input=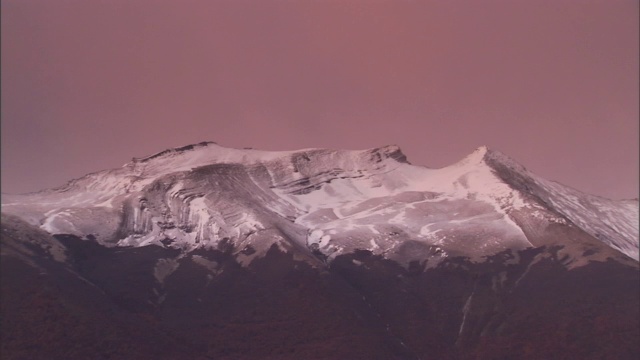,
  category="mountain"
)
[2,142,638,359]
[3,142,637,263]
